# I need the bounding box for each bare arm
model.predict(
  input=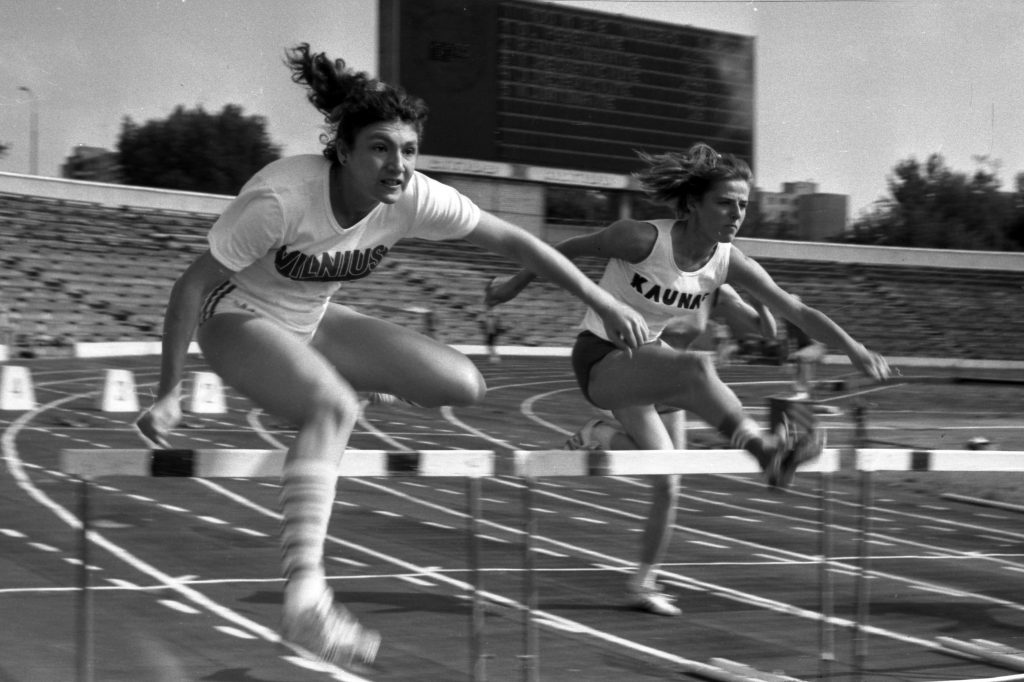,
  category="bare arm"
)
[727,250,890,380]
[483,218,655,305]
[466,213,651,350]
[712,283,778,340]
[137,251,234,445]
